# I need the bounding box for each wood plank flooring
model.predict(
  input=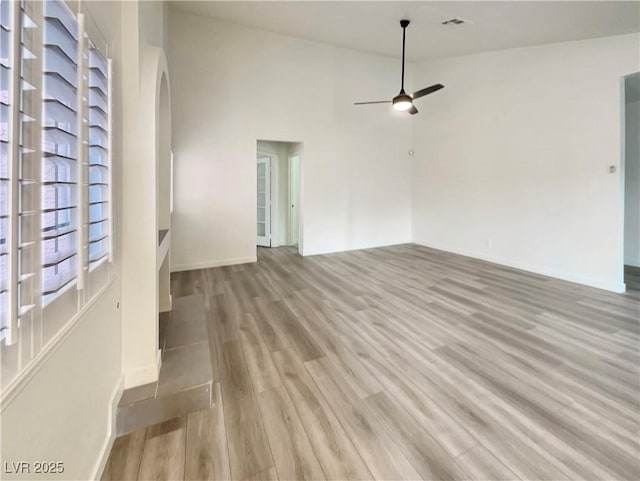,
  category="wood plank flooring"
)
[102,244,640,481]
